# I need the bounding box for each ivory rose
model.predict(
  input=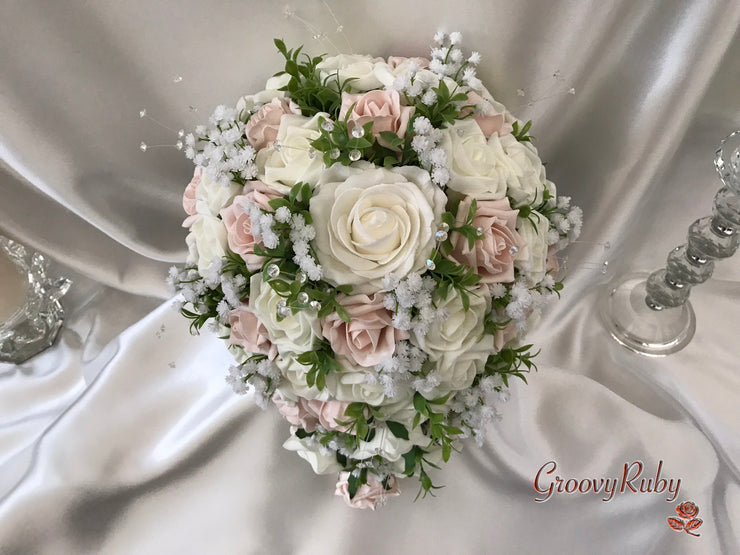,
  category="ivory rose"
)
[430,339,494,397]
[322,293,409,367]
[257,113,328,193]
[244,97,300,151]
[441,119,509,200]
[515,210,550,283]
[317,54,385,92]
[411,285,490,361]
[219,181,280,271]
[283,435,342,475]
[228,305,277,360]
[338,90,414,143]
[248,273,321,354]
[185,215,228,276]
[235,74,291,120]
[499,133,549,206]
[449,196,525,283]
[310,163,446,293]
[335,473,401,510]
